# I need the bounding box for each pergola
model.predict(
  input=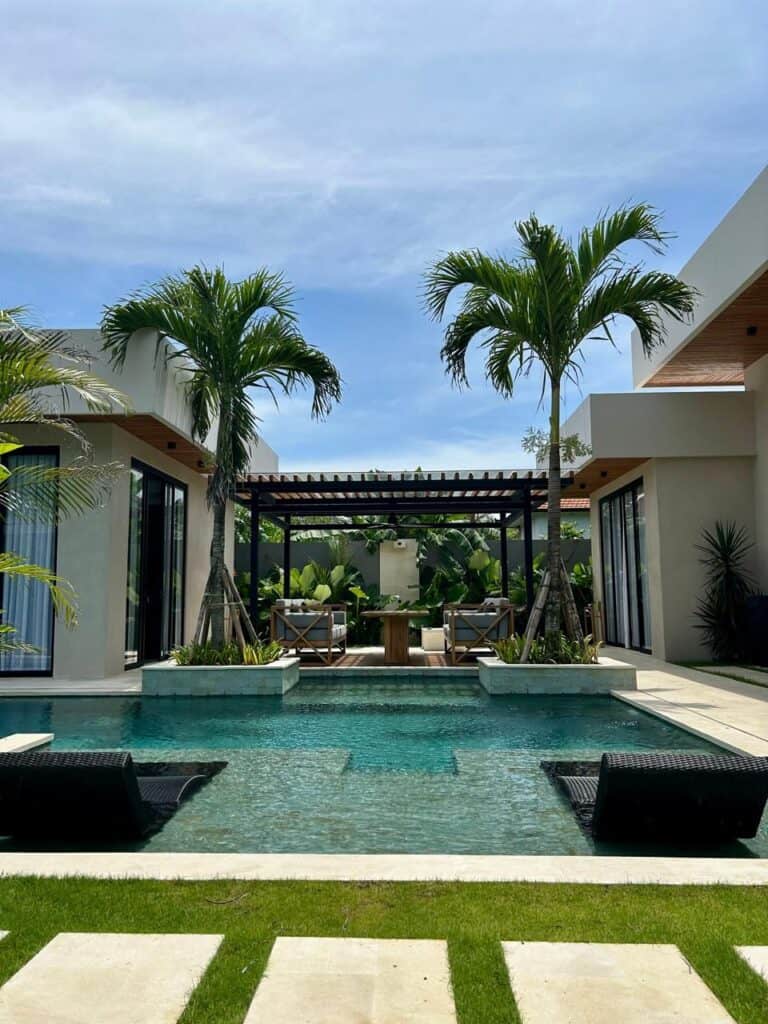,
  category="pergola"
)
[237,469,576,626]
